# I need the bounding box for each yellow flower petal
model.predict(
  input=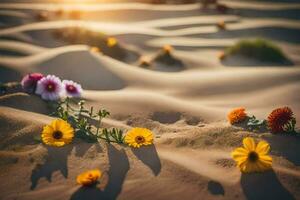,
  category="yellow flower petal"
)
[259,155,272,165]
[43,126,54,134]
[243,137,256,151]
[51,119,59,130]
[256,140,270,155]
[232,147,248,158]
